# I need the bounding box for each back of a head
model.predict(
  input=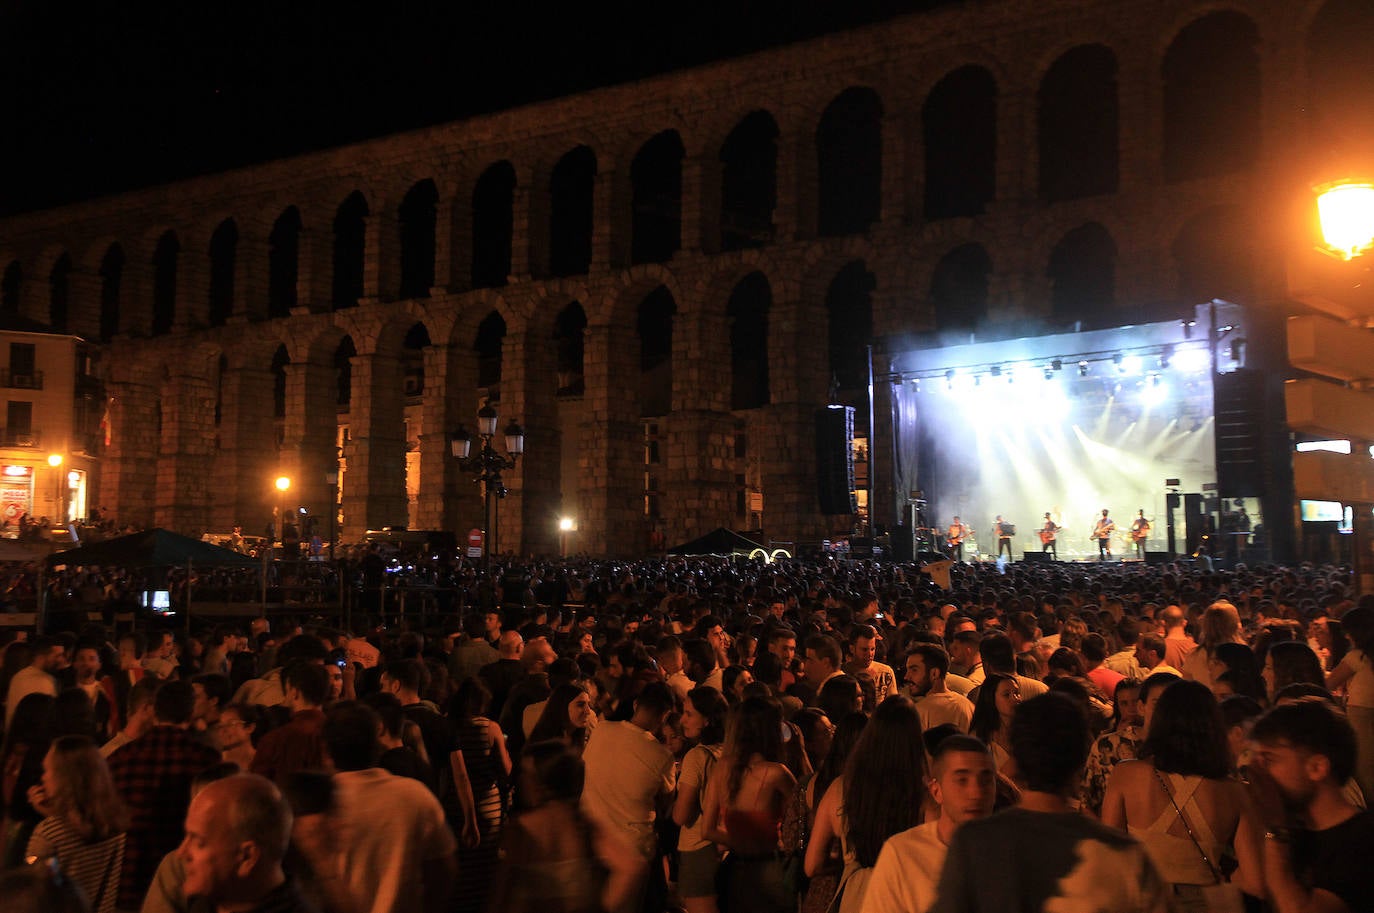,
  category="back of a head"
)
[386,657,429,695]
[323,701,381,772]
[361,691,405,739]
[1009,692,1090,795]
[633,681,675,718]
[1140,680,1229,779]
[523,739,585,802]
[1081,633,1108,664]
[979,633,1015,674]
[1269,641,1325,691]
[283,662,330,707]
[154,680,196,726]
[208,774,293,865]
[275,634,329,668]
